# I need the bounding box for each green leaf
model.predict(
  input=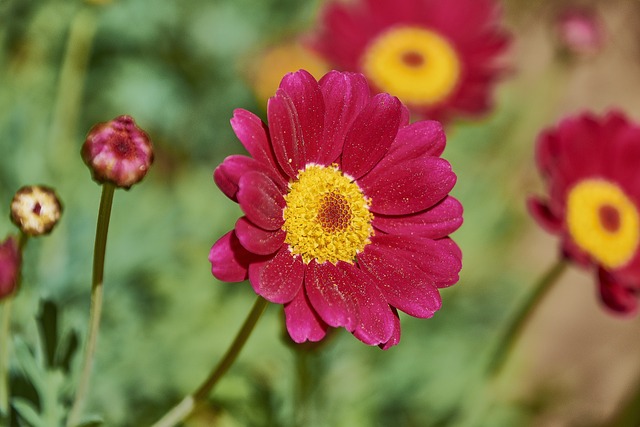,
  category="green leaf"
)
[12,397,44,427]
